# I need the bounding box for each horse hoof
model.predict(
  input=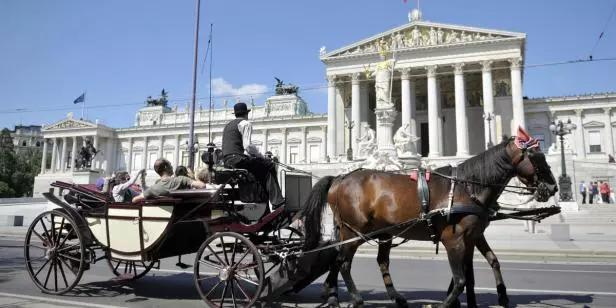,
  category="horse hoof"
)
[394,297,408,307]
[451,299,461,308]
[498,296,510,307]
[327,296,339,307]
